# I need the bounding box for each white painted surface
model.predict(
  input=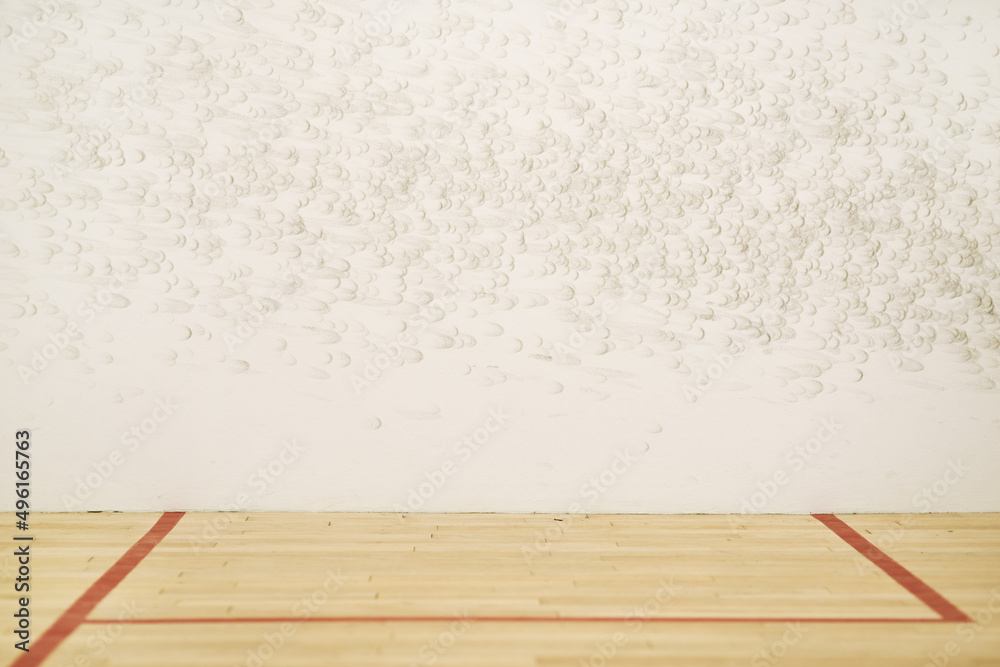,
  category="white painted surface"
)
[2,0,998,512]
